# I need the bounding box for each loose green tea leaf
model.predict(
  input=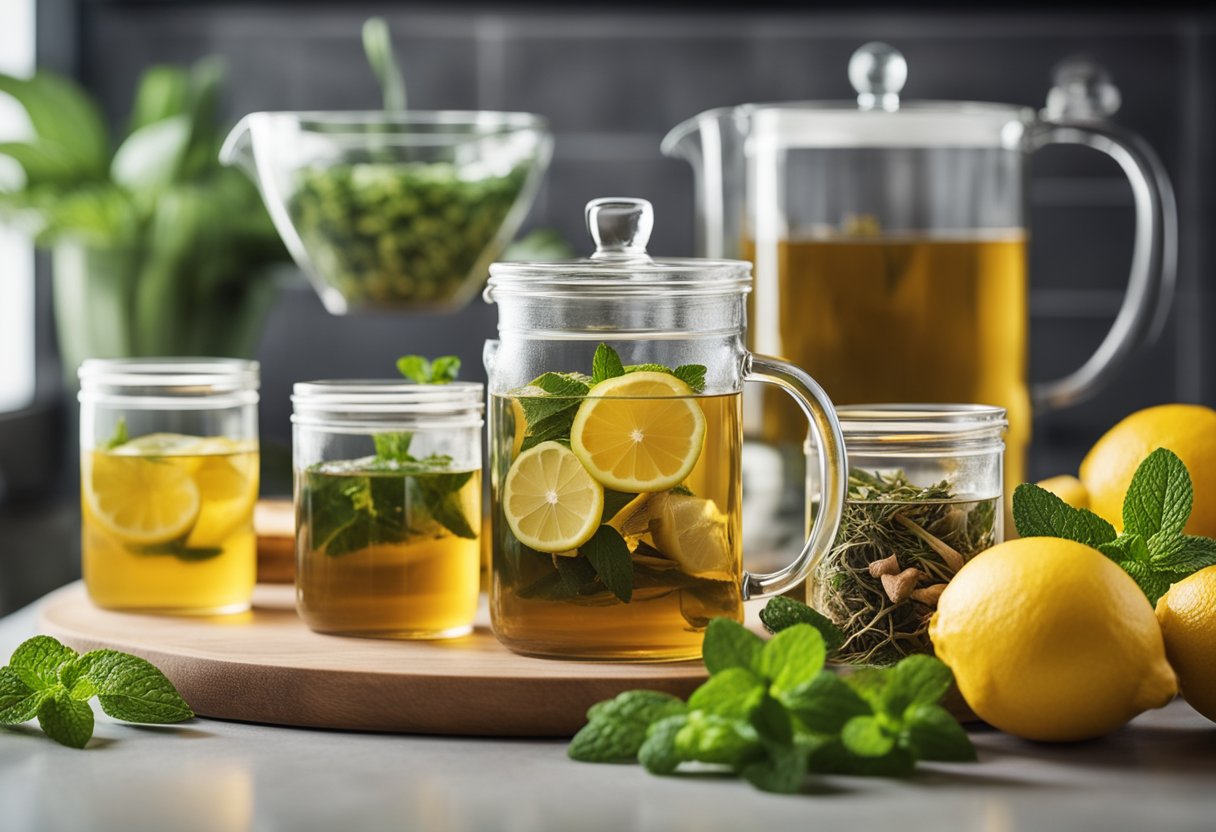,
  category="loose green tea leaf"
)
[814,470,998,665]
